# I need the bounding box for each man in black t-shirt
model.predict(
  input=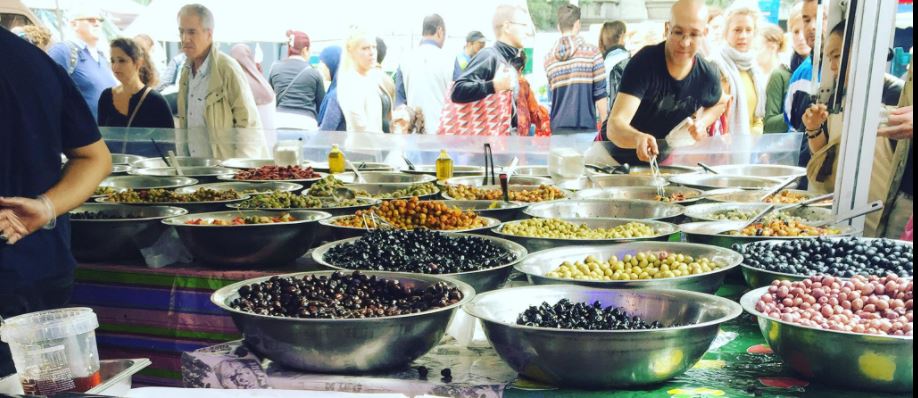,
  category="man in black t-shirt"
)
[603,0,728,165]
